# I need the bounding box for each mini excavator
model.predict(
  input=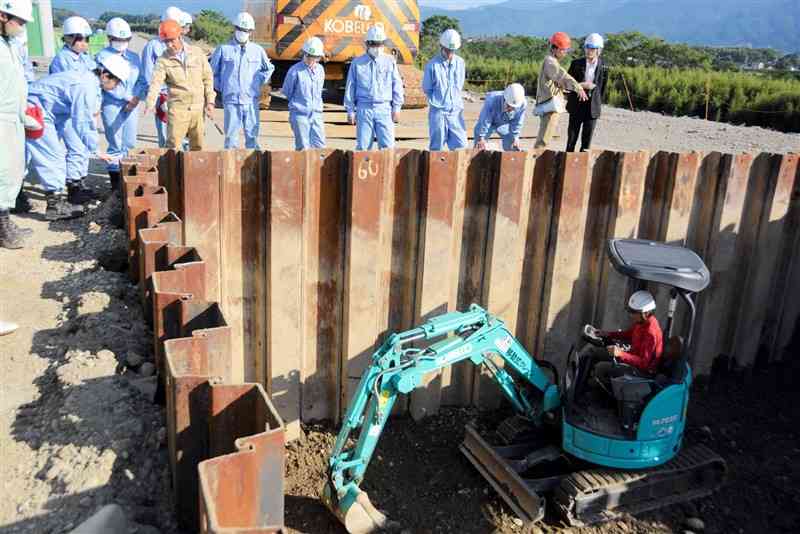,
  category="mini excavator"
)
[322,239,727,532]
